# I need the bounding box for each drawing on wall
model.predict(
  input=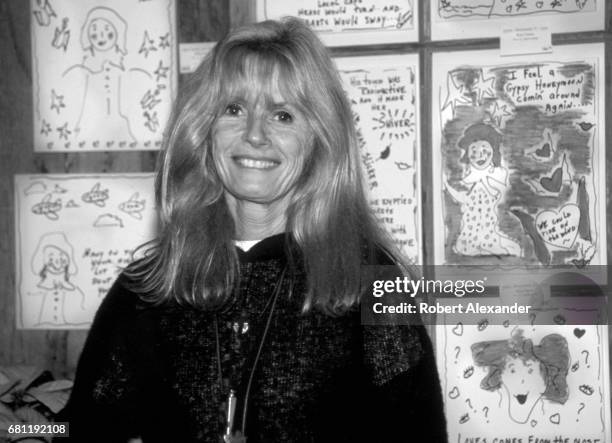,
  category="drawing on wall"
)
[431,45,606,267]
[472,330,570,424]
[29,232,87,326]
[443,123,521,257]
[438,0,596,18]
[119,193,146,219]
[335,54,421,263]
[31,0,177,152]
[437,311,611,441]
[431,0,603,40]
[15,174,156,329]
[257,0,418,46]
